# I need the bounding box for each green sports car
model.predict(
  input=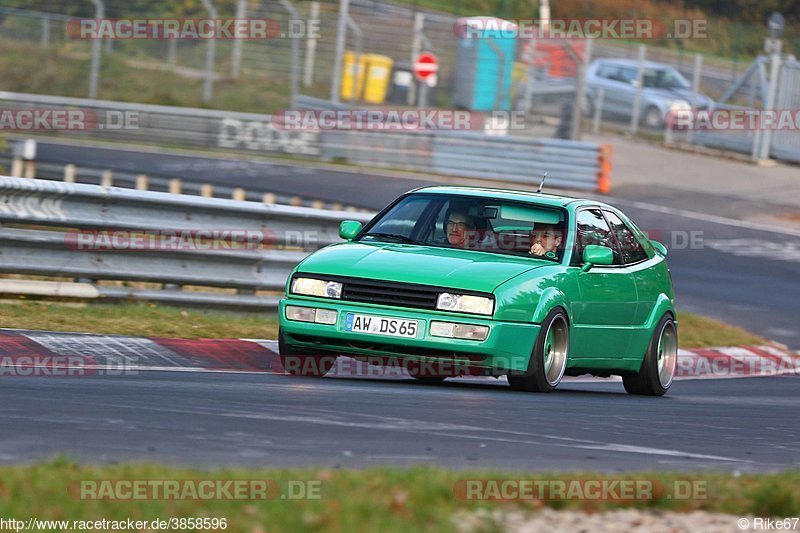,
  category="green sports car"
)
[278,186,678,396]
